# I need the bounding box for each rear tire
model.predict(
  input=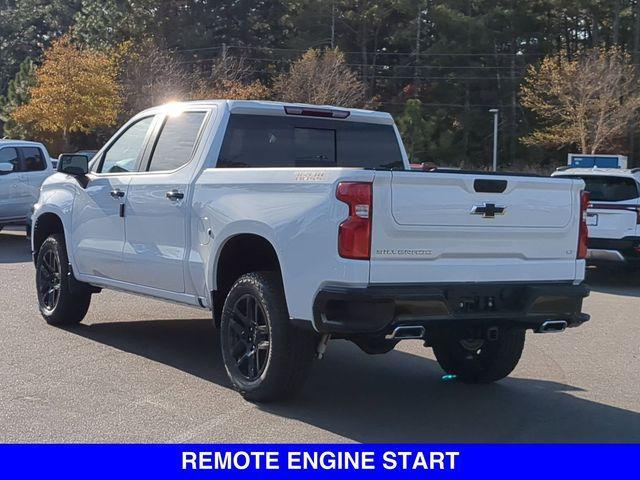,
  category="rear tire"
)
[220,271,317,402]
[432,327,525,383]
[36,234,91,325]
